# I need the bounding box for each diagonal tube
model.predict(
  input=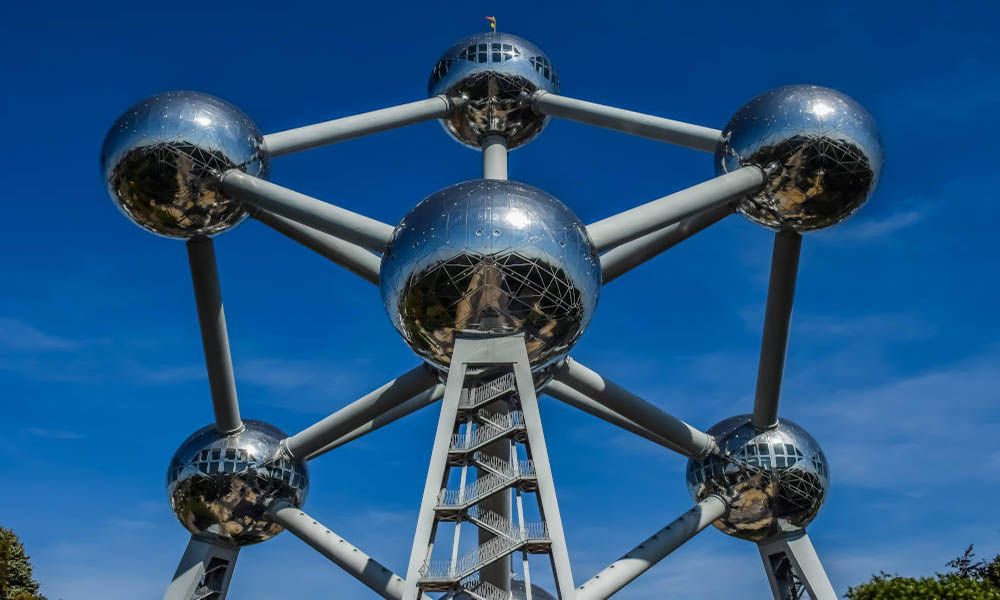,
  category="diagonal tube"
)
[270,502,405,600]
[283,364,439,460]
[600,203,734,284]
[305,384,444,460]
[554,358,717,458]
[586,166,764,252]
[263,96,453,157]
[252,209,381,285]
[751,231,802,431]
[219,170,394,253]
[576,495,728,600]
[164,536,239,600]
[187,238,242,434]
[532,91,723,153]
[544,380,681,453]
